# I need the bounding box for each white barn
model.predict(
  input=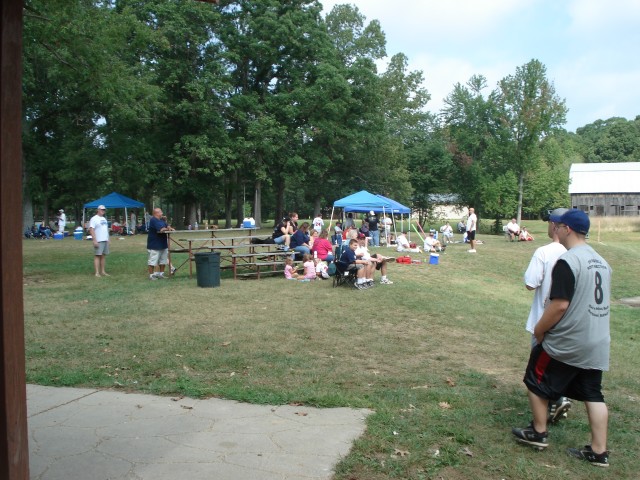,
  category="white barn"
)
[569,162,640,217]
